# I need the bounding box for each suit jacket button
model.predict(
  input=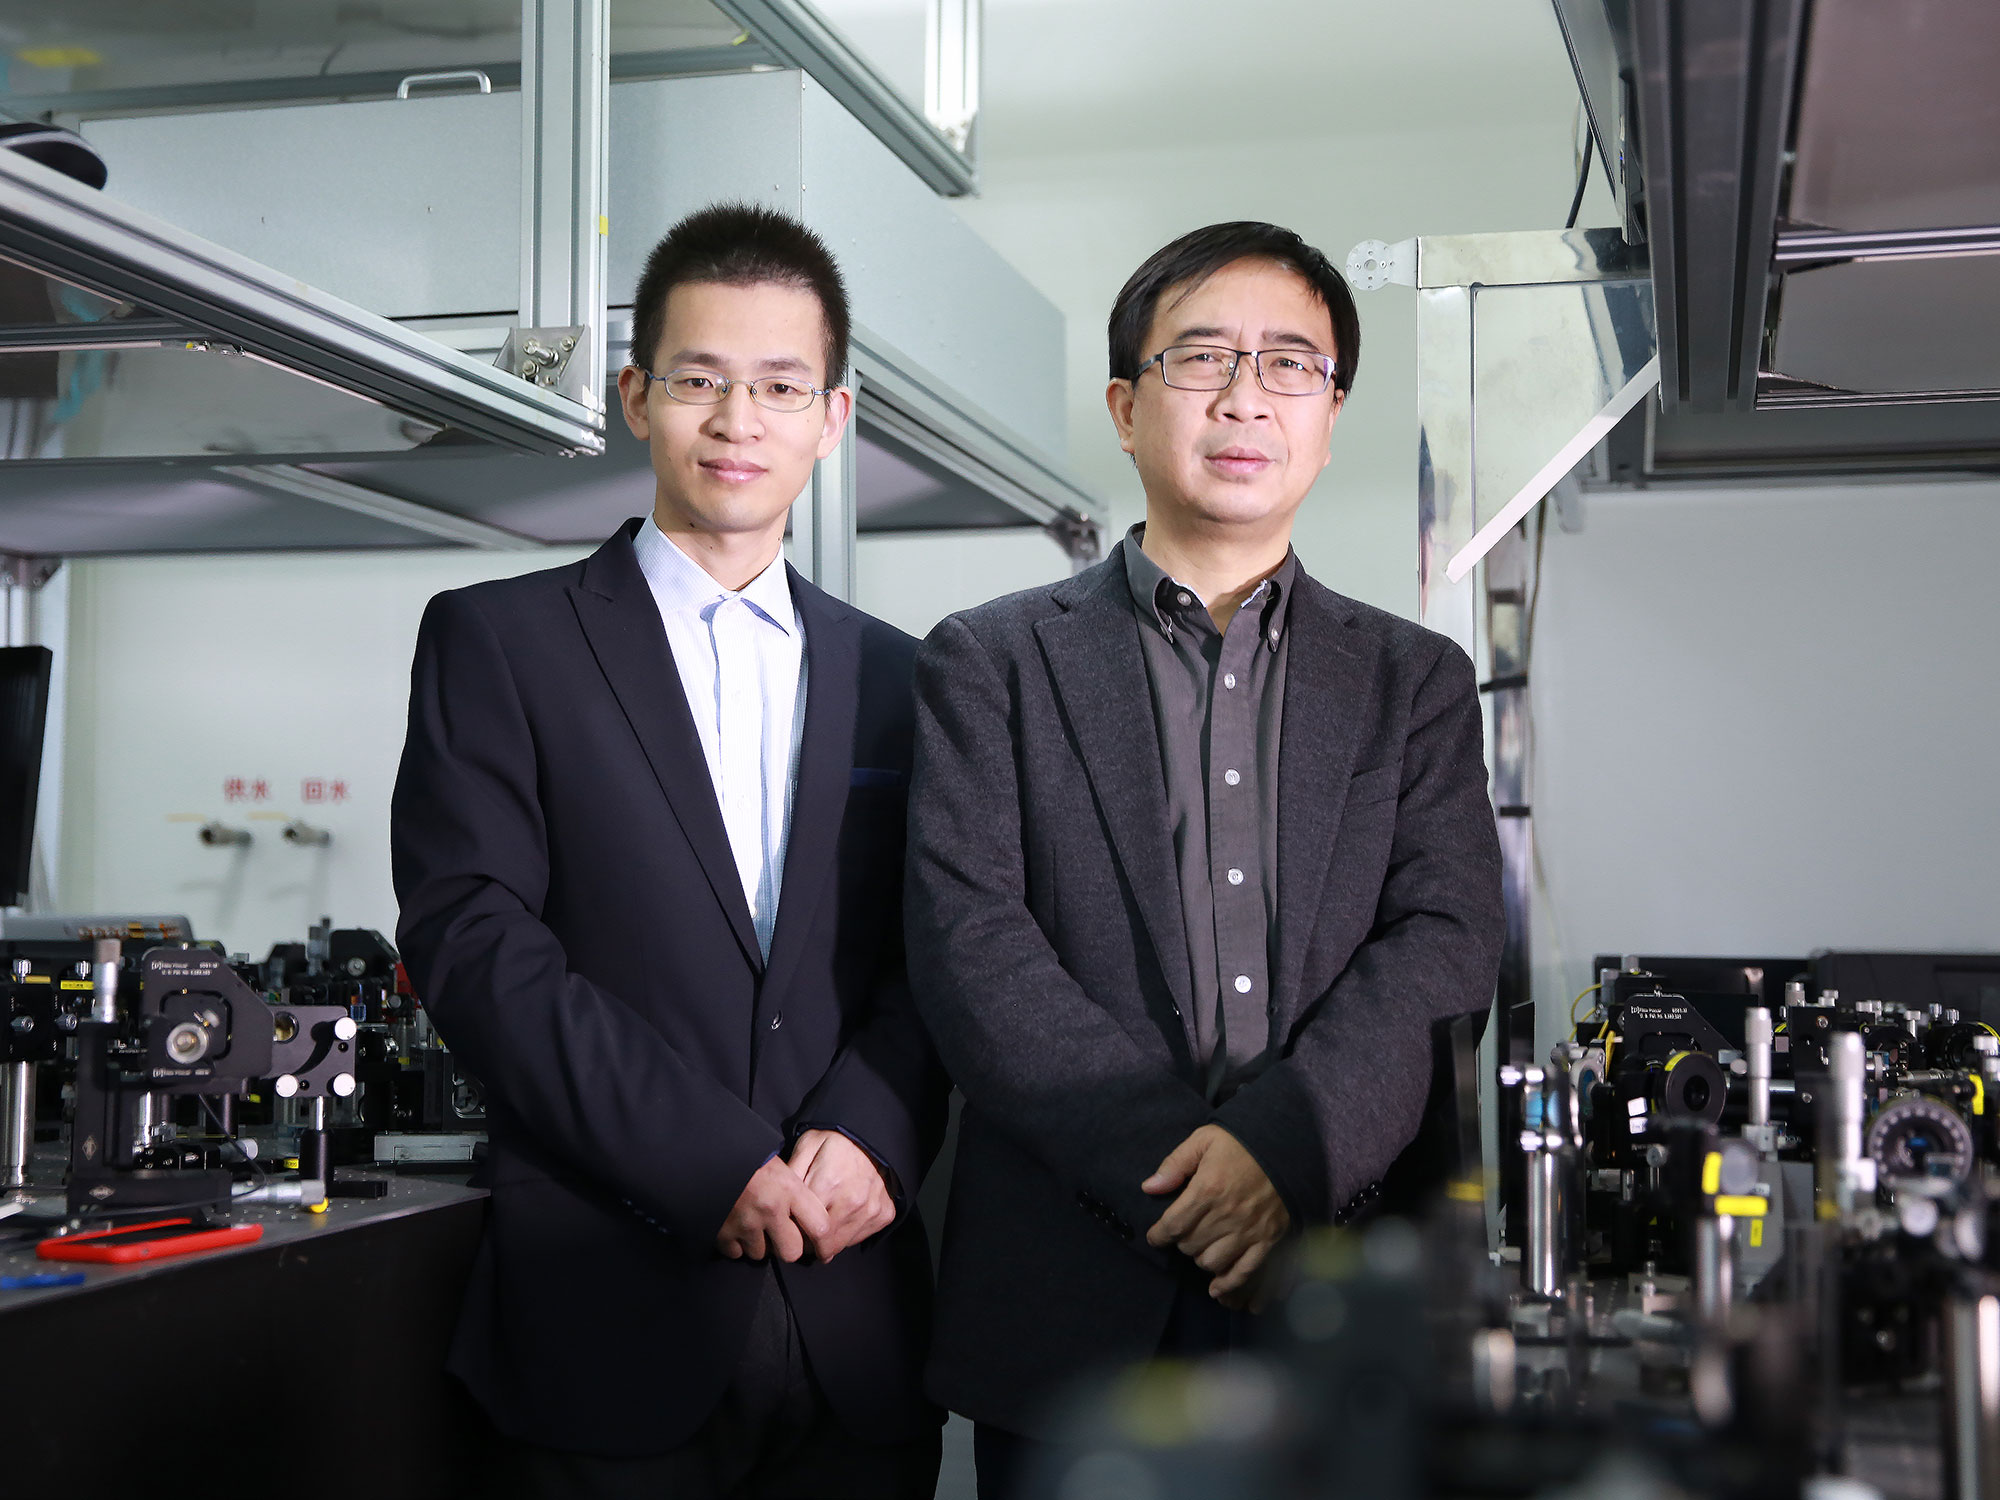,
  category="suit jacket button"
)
[769,1013,783,1030]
